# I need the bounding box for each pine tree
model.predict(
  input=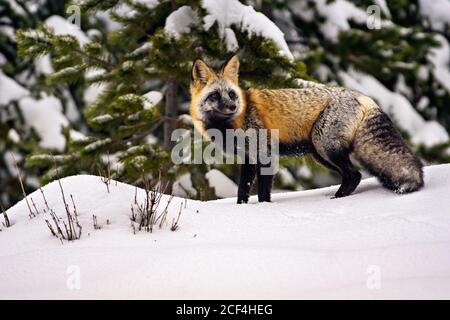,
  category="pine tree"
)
[0,0,77,208]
